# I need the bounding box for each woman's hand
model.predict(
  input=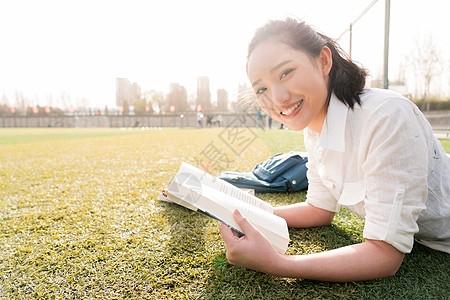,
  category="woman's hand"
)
[219,209,283,274]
